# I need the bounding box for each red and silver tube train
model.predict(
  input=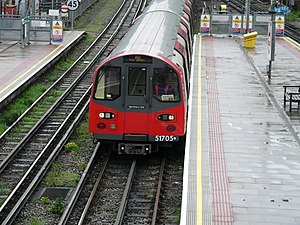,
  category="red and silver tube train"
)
[89,0,194,154]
